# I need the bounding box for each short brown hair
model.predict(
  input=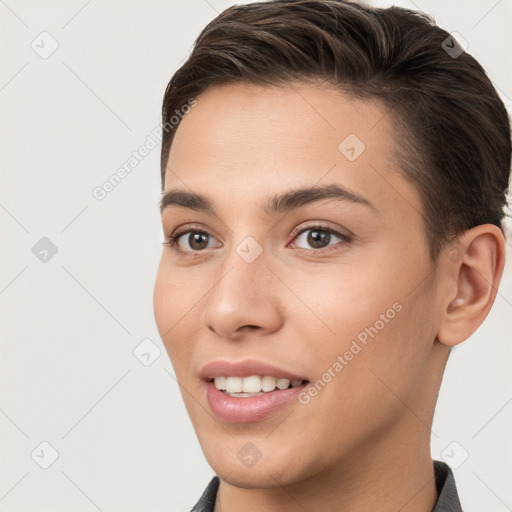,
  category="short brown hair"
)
[160,0,511,261]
